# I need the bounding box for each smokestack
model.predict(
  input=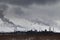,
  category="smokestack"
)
[49,27,51,31]
[53,27,54,32]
